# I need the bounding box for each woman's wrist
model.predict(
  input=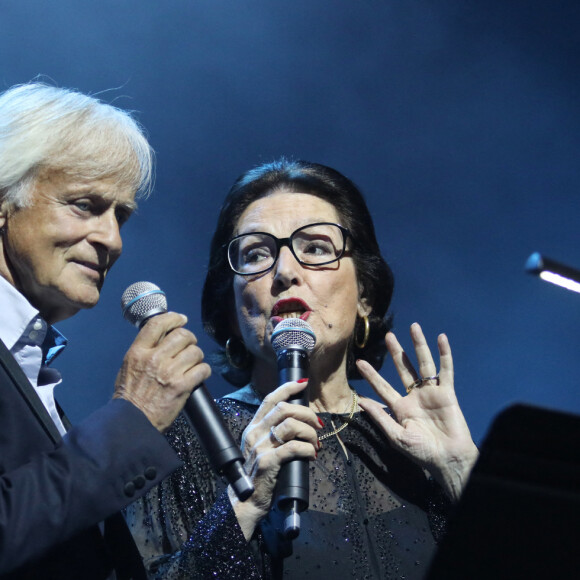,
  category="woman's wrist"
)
[430,444,479,502]
[228,486,266,541]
